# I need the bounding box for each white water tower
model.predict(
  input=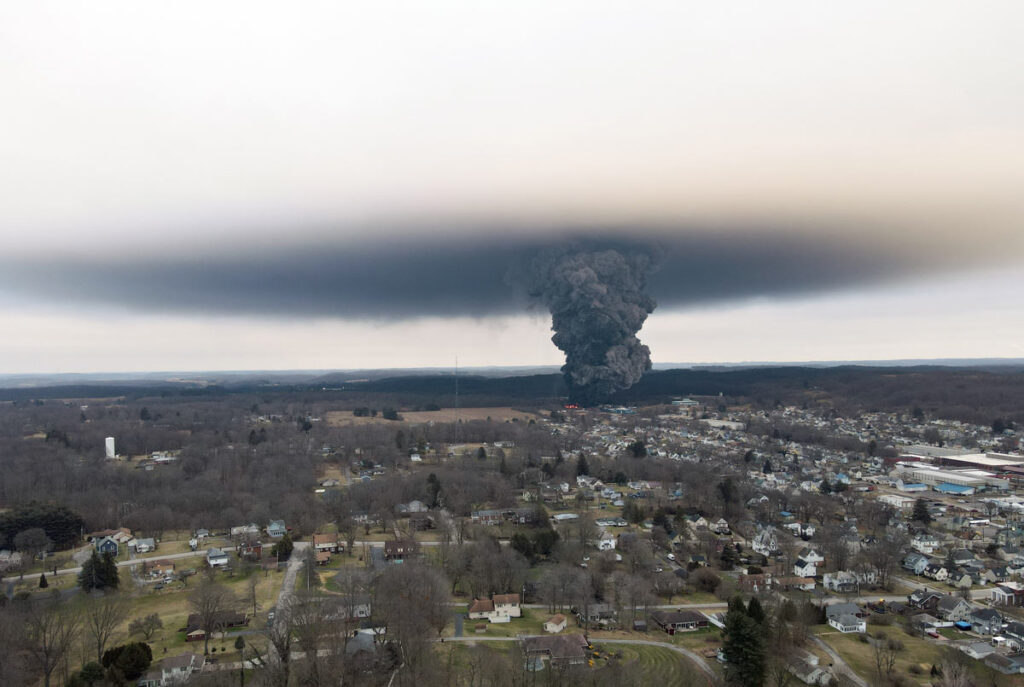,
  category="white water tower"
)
[105,436,116,460]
